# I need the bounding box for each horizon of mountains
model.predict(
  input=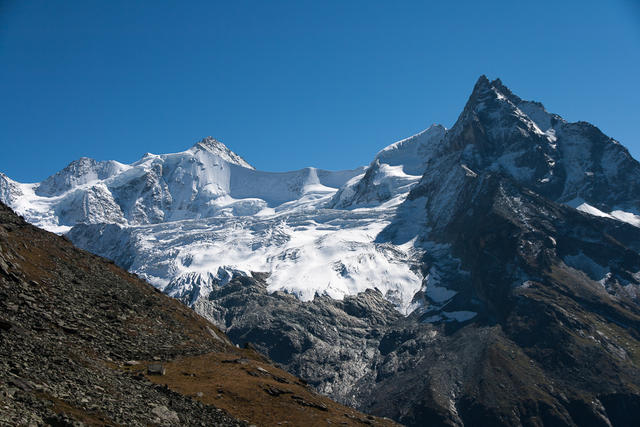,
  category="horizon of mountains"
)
[3,75,640,426]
